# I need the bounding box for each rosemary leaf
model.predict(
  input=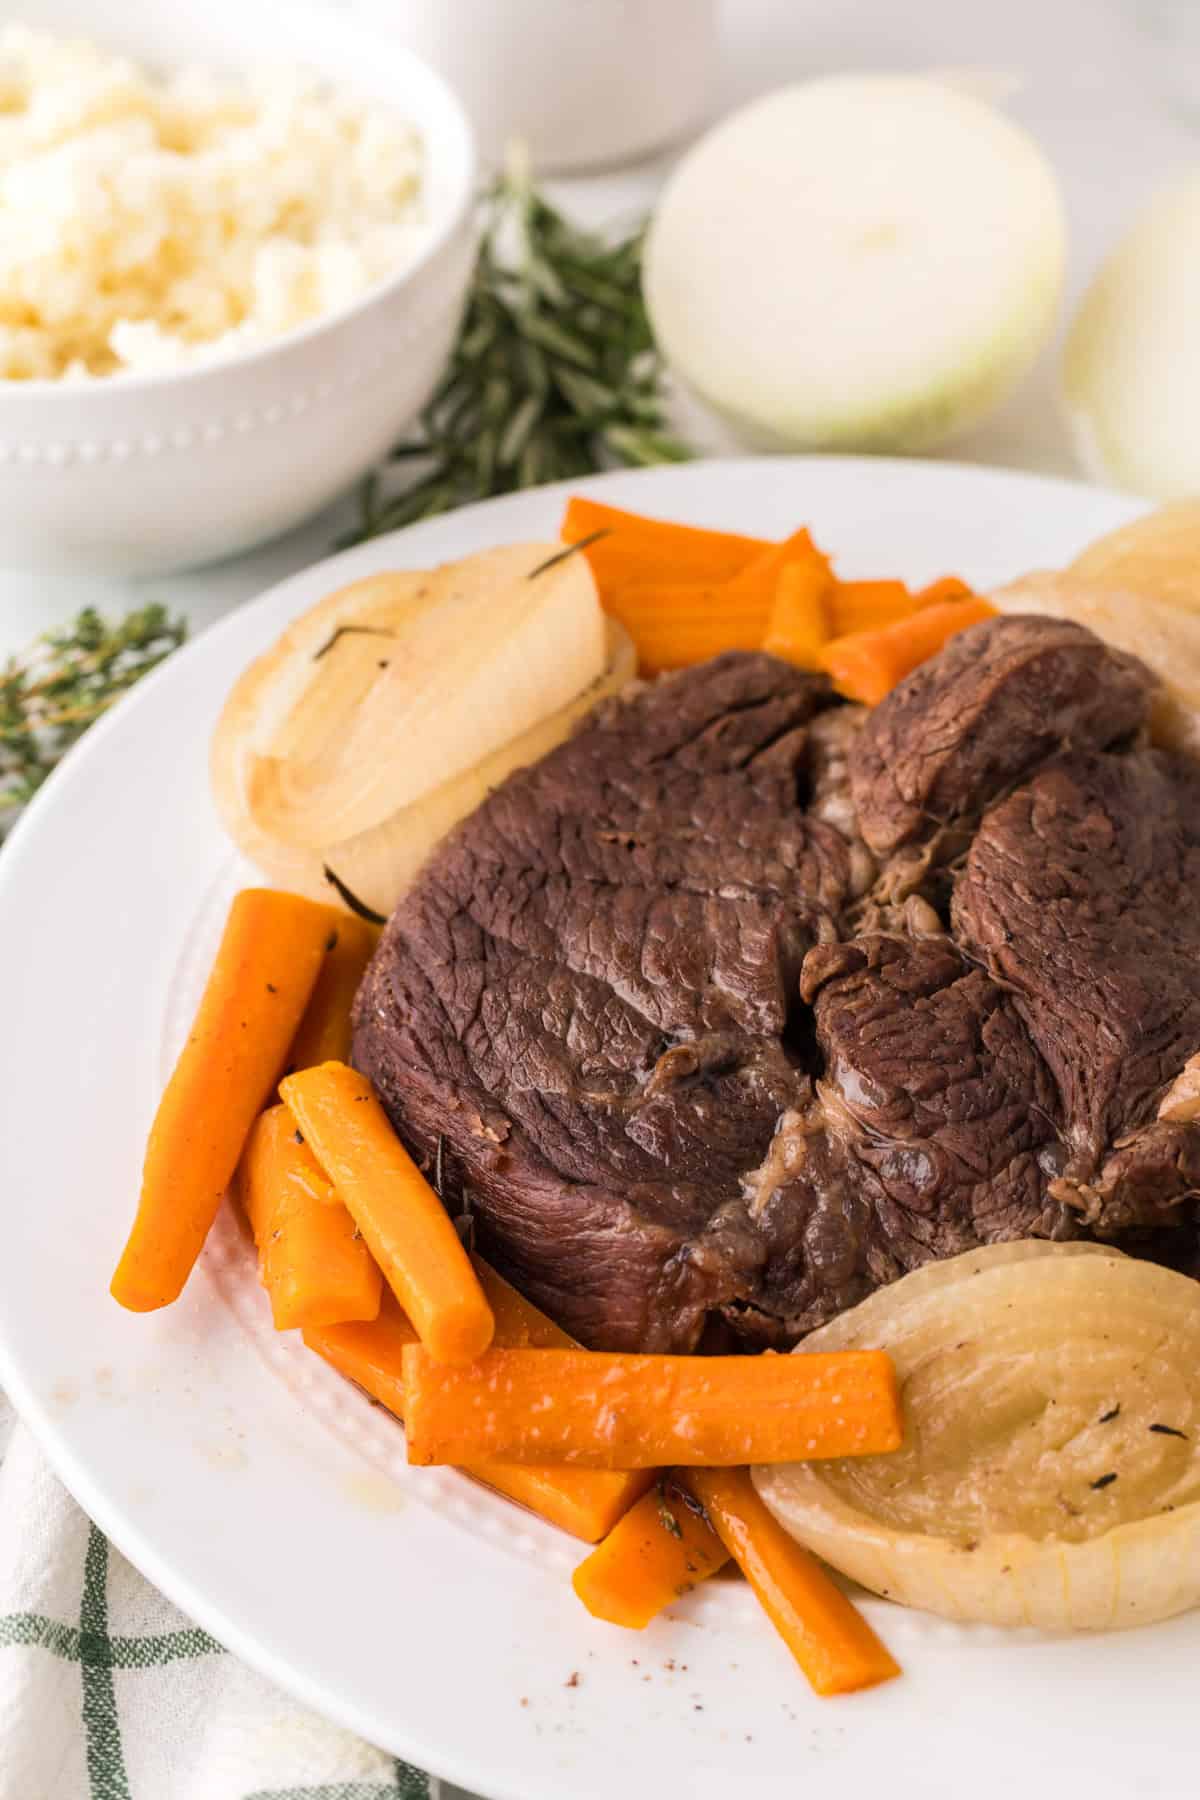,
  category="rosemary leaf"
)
[498,392,545,467]
[519,313,598,371]
[0,605,186,841]
[602,424,692,467]
[342,165,689,545]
